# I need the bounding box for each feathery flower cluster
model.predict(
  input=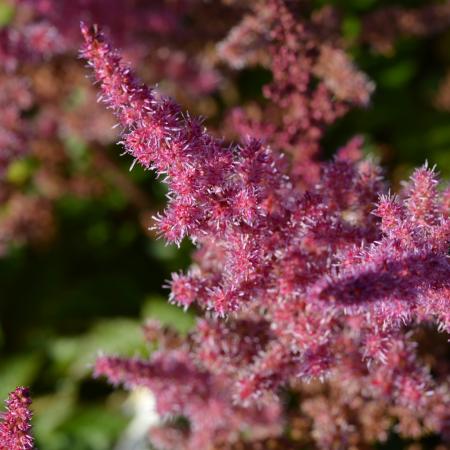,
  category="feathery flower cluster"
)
[0,387,34,450]
[0,21,63,72]
[220,0,374,185]
[81,19,450,450]
[95,349,282,450]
